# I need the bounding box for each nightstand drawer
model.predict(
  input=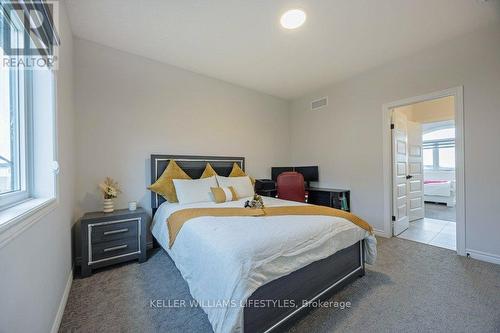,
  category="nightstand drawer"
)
[90,238,139,263]
[90,218,139,243]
